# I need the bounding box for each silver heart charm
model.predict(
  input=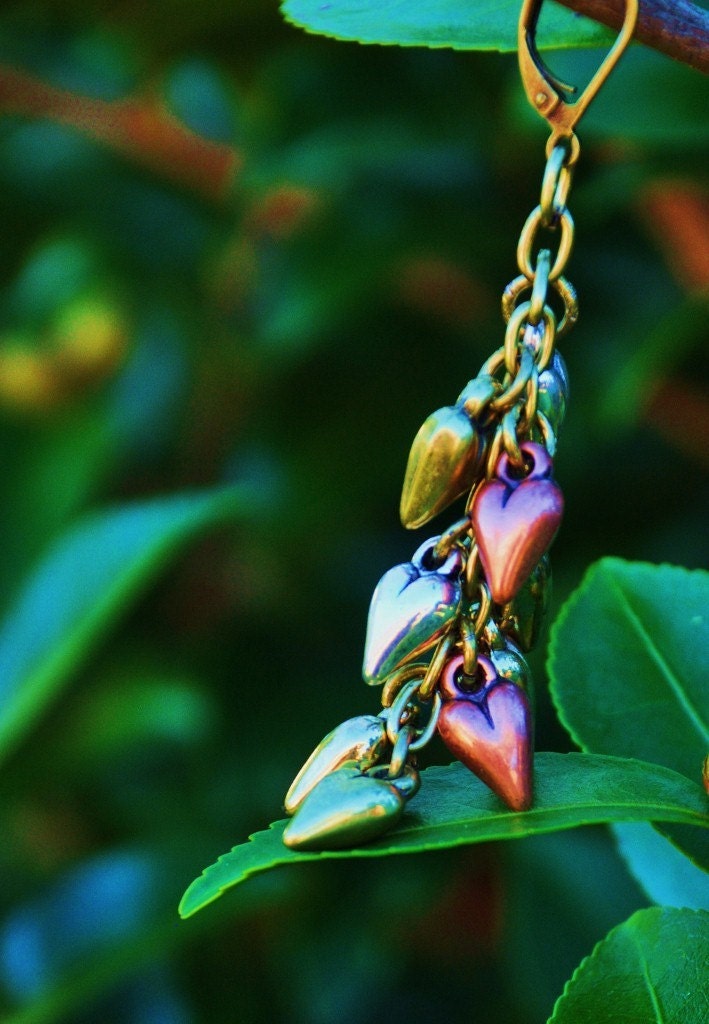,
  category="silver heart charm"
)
[284,714,388,815]
[538,351,569,435]
[362,537,463,685]
[283,763,419,851]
